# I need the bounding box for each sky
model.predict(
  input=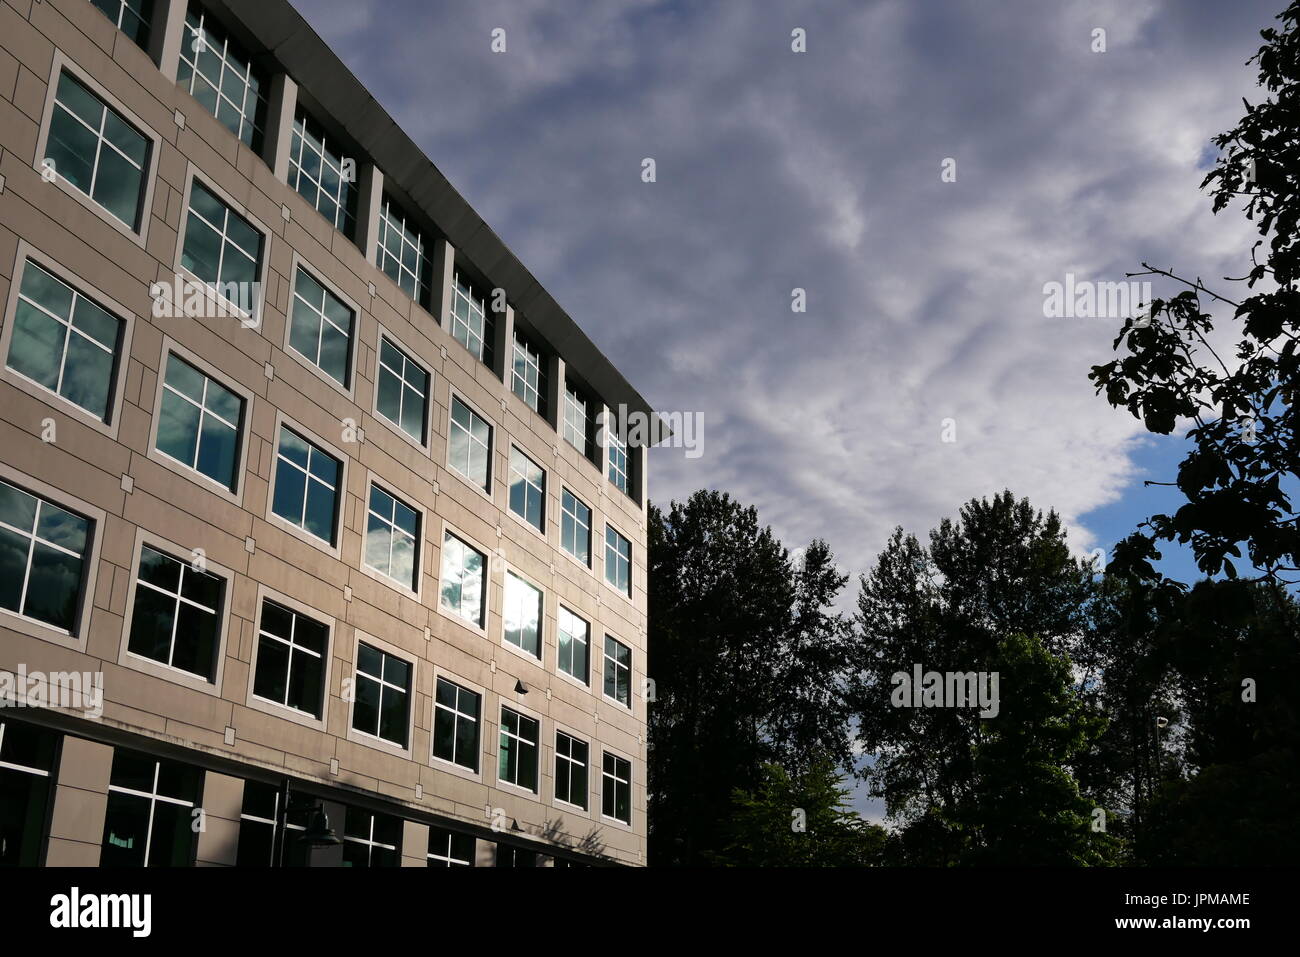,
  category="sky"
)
[292,0,1286,817]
